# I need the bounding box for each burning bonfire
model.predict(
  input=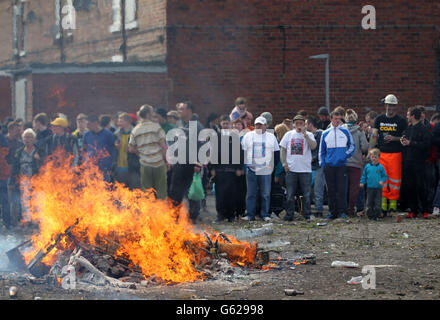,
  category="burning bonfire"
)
[8,151,267,286]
